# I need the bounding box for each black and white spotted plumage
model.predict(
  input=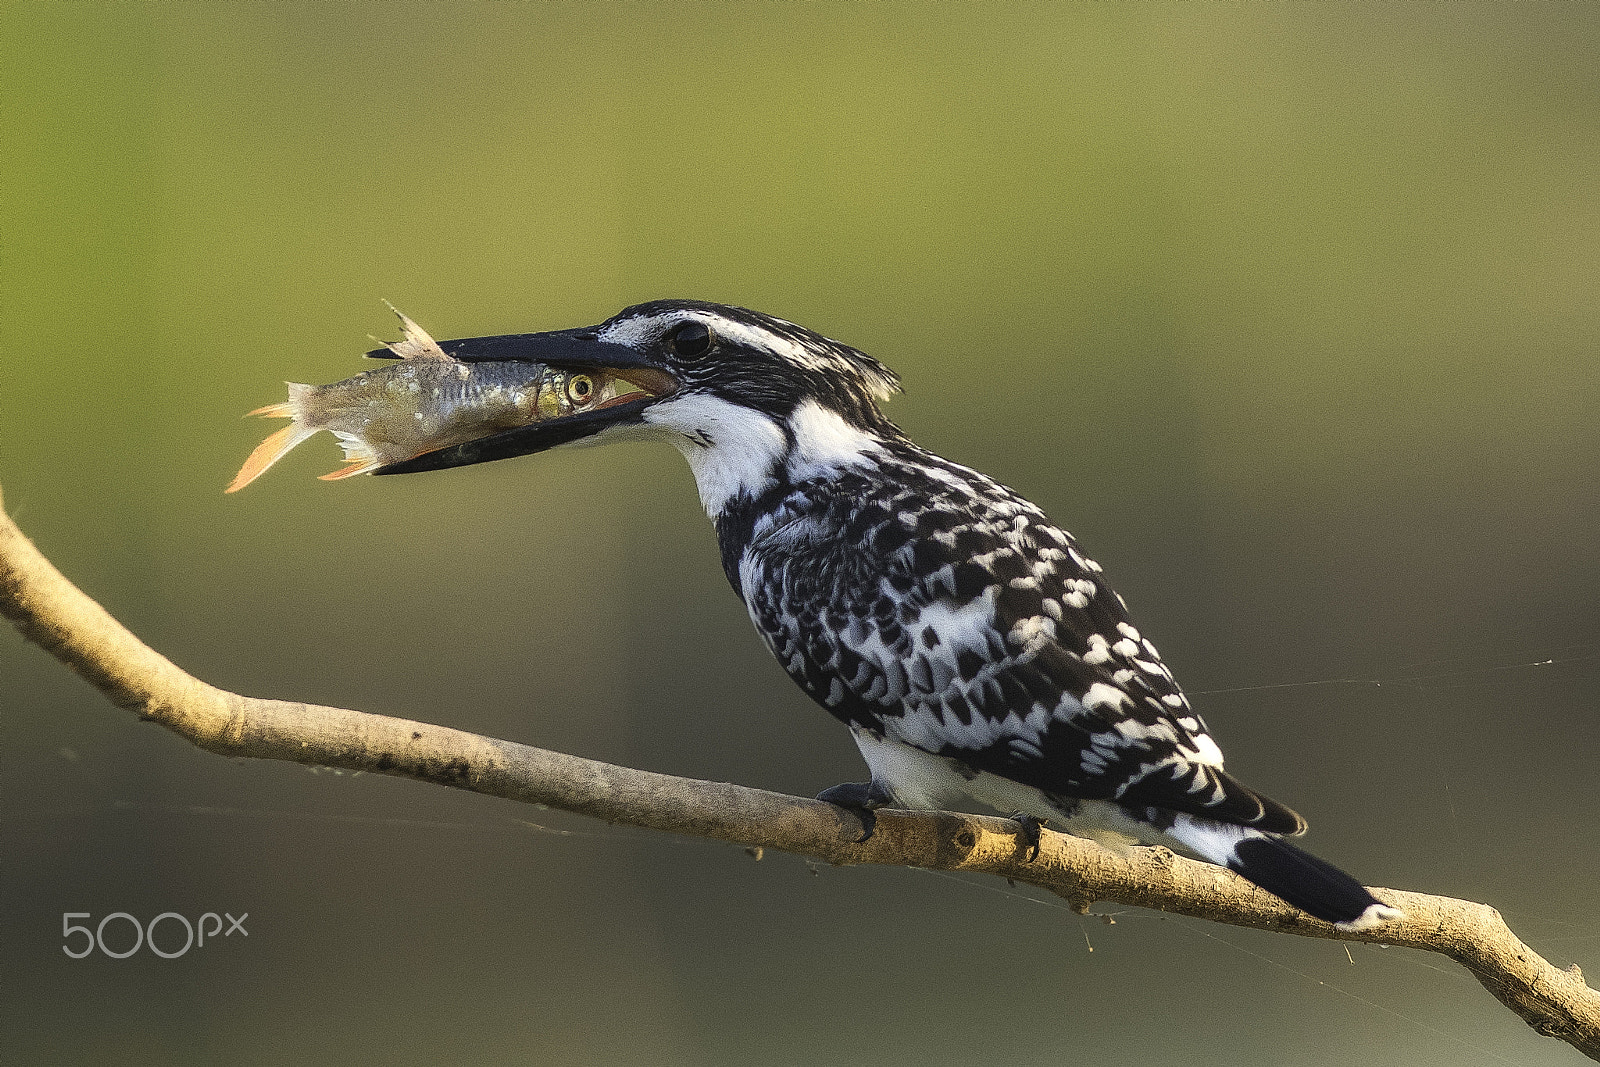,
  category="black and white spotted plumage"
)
[725,439,1301,831]
[400,299,1400,932]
